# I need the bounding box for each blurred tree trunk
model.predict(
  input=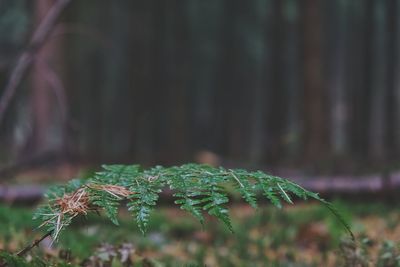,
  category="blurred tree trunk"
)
[28,0,64,157]
[100,1,134,161]
[327,0,350,158]
[151,0,171,163]
[129,1,157,164]
[66,0,105,162]
[349,0,371,164]
[369,0,388,163]
[393,1,400,156]
[302,0,329,163]
[161,0,191,163]
[247,0,276,164]
[214,0,238,158]
[282,0,302,162]
[187,0,224,153]
[391,0,400,158]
